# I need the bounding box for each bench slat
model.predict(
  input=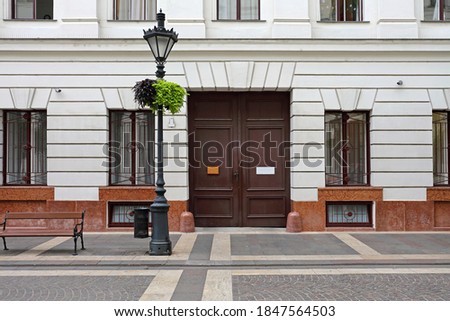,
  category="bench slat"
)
[0,230,74,237]
[6,212,83,220]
